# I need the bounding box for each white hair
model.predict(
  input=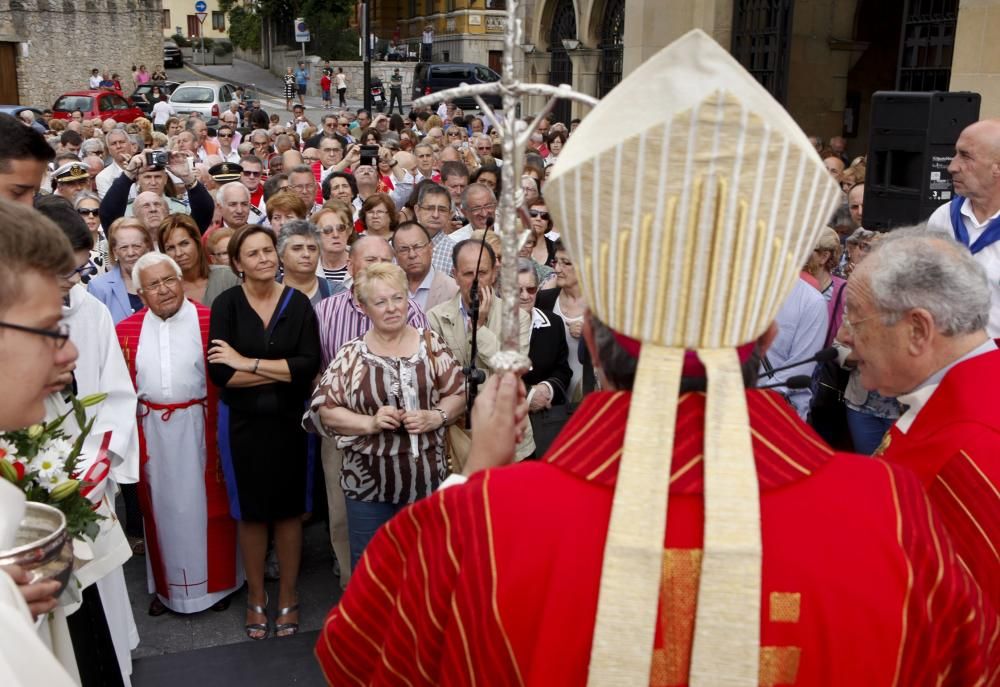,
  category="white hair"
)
[866,227,990,336]
[215,181,251,205]
[132,252,182,288]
